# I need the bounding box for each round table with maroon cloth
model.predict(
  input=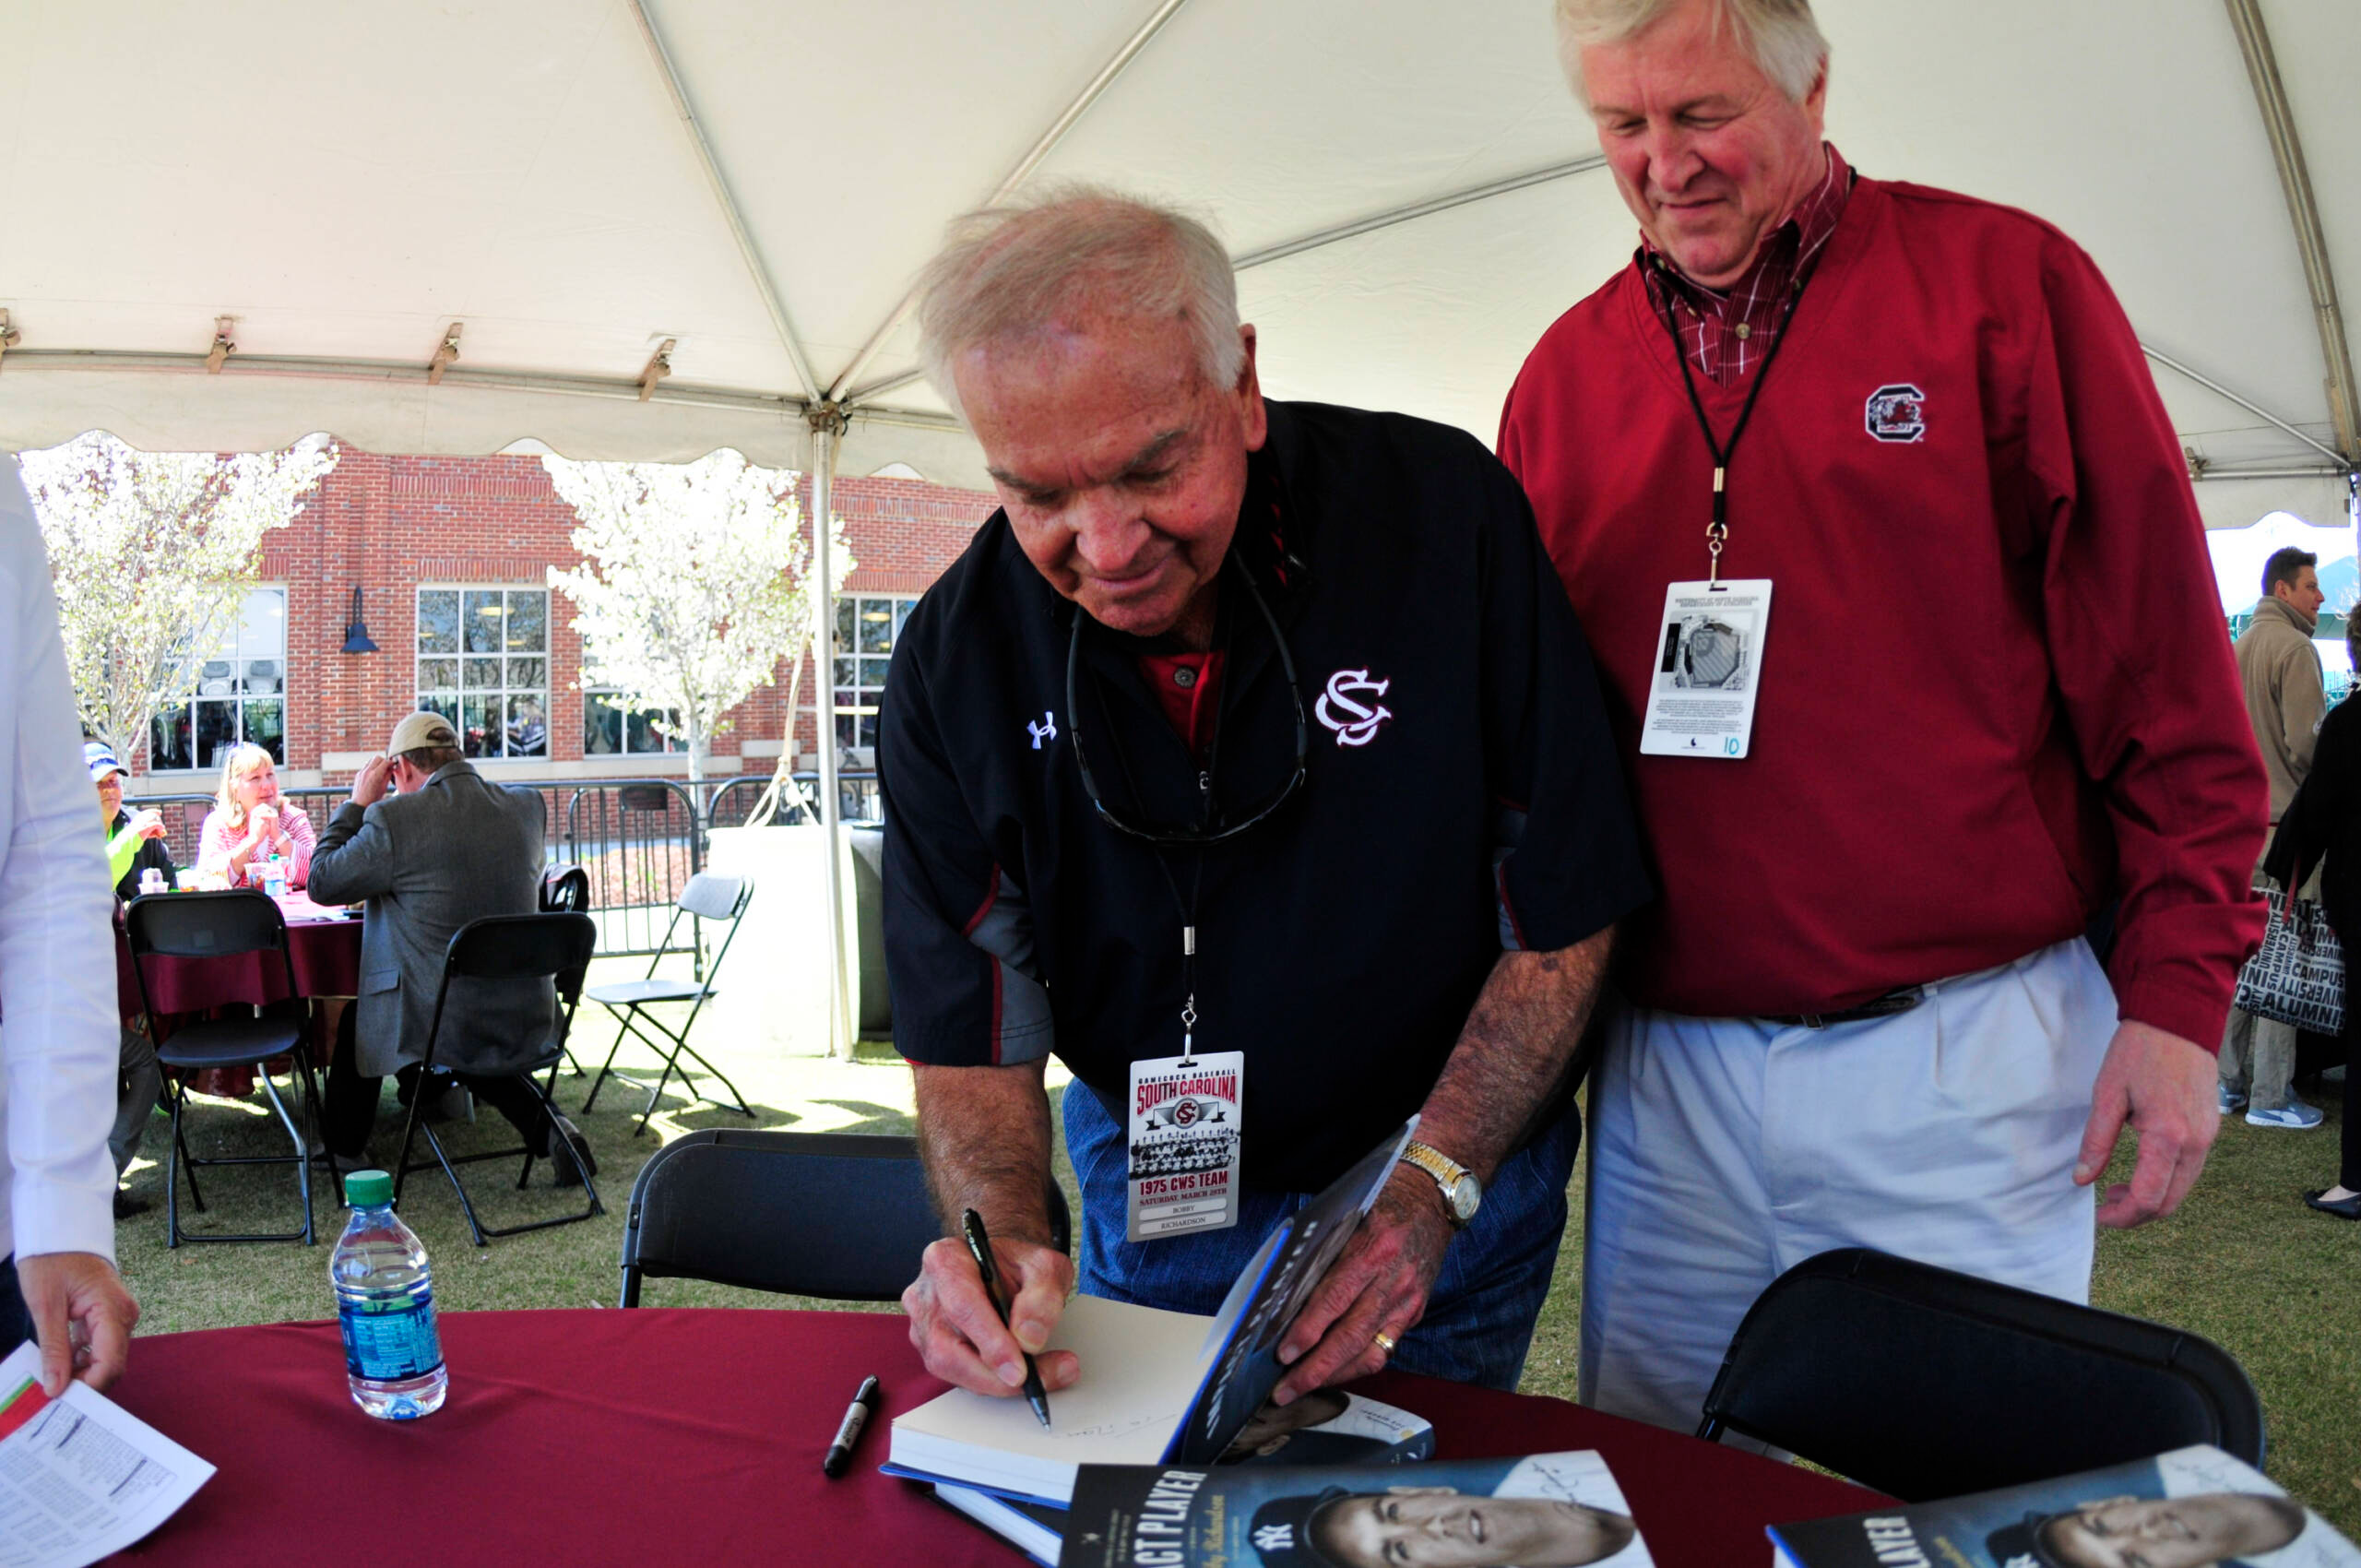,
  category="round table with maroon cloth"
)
[113,895,363,1019]
[103,1307,1881,1566]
